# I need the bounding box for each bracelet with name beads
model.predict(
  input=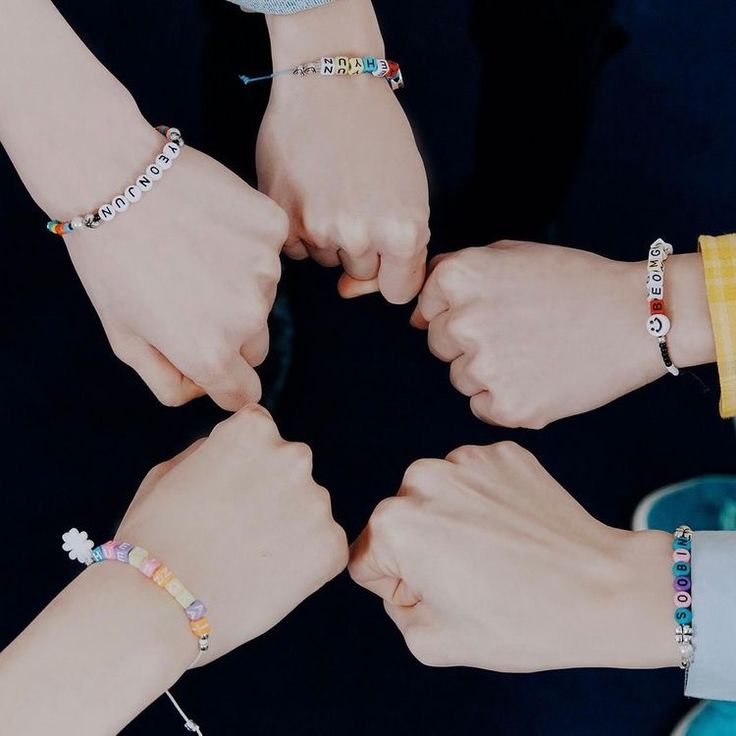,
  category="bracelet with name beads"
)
[46,125,184,236]
[672,525,694,670]
[645,237,680,376]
